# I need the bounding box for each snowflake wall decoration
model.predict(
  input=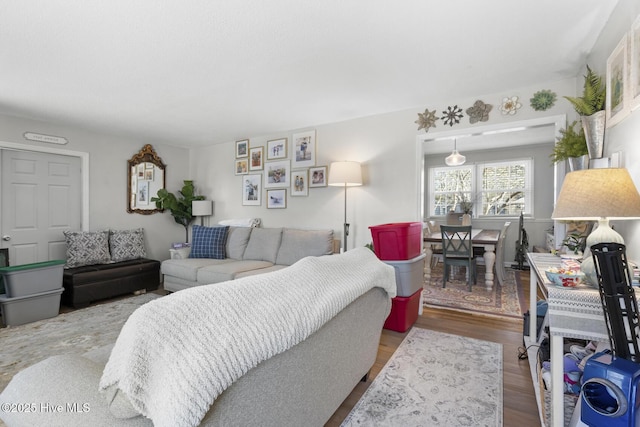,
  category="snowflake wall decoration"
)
[441,105,463,127]
[465,100,493,124]
[530,90,557,111]
[415,108,438,132]
[498,96,522,115]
